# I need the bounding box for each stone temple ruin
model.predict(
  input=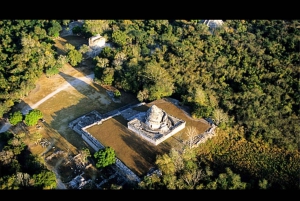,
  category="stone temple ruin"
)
[87,34,107,58]
[128,105,186,145]
[202,20,224,29]
[83,34,109,58]
[88,34,106,48]
[68,101,214,184]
